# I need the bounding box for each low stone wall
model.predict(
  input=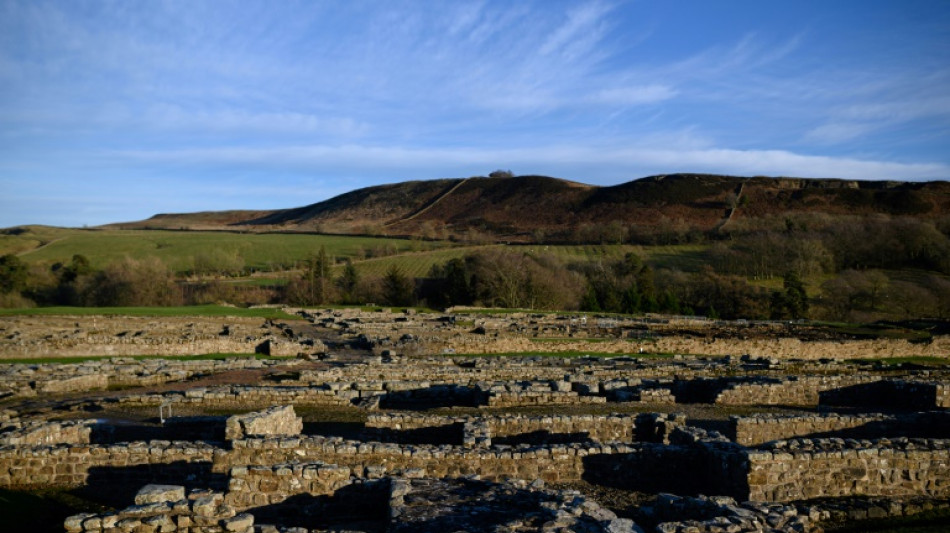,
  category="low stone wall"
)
[715,375,881,406]
[0,440,218,490]
[0,356,299,399]
[114,385,351,409]
[0,314,310,359]
[224,463,351,510]
[486,390,607,407]
[226,436,637,485]
[39,374,109,394]
[747,438,950,502]
[0,419,95,446]
[483,413,635,443]
[65,485,250,533]
[364,413,637,446]
[224,405,302,441]
[732,412,950,446]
